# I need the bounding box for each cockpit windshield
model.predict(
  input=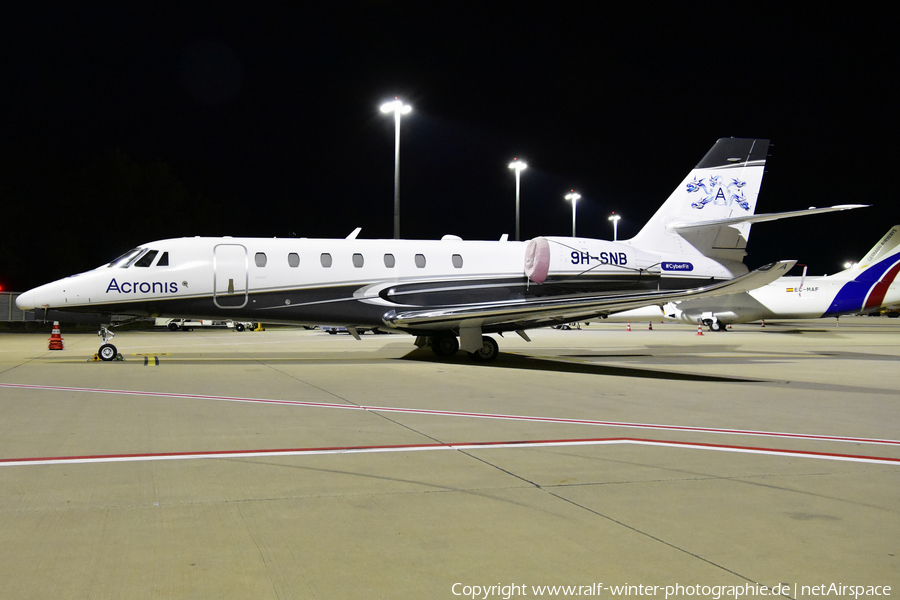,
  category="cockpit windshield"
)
[104,248,169,268]
[106,248,145,268]
[134,250,158,267]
